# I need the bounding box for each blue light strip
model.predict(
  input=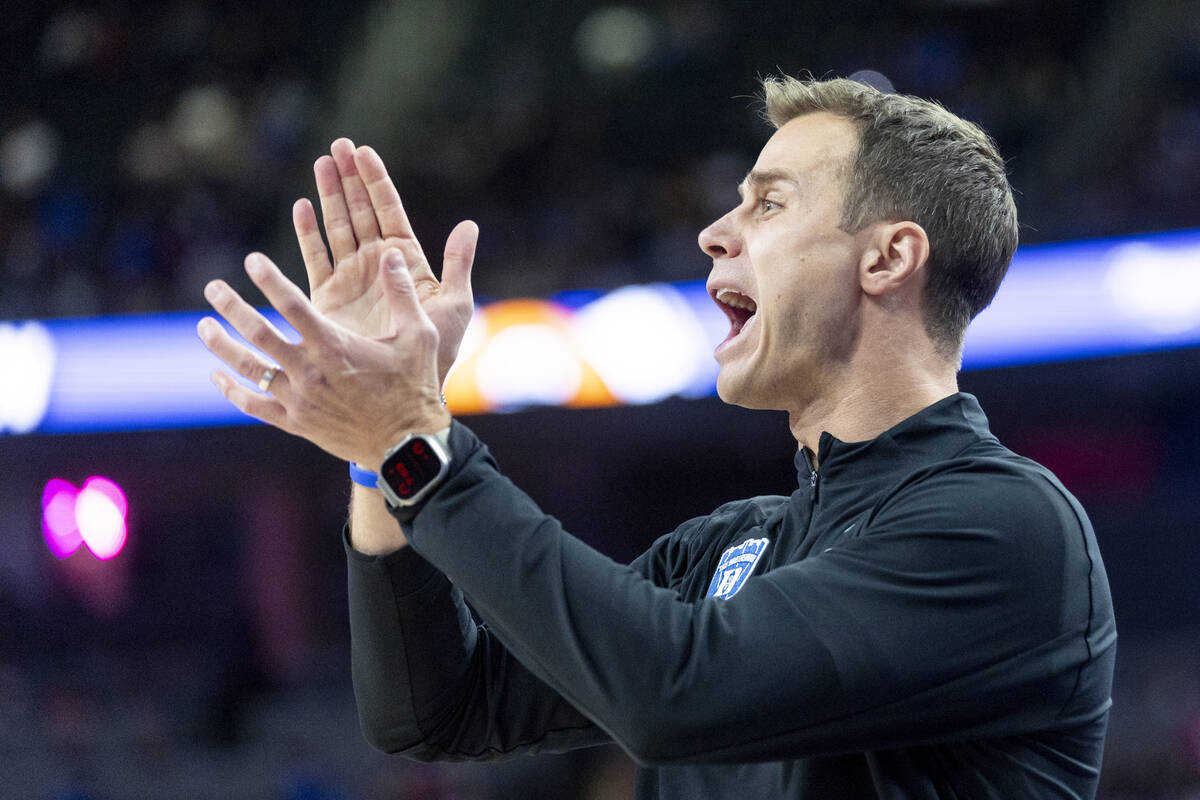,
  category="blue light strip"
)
[34,311,299,434]
[1,228,1197,435]
[962,227,1200,367]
